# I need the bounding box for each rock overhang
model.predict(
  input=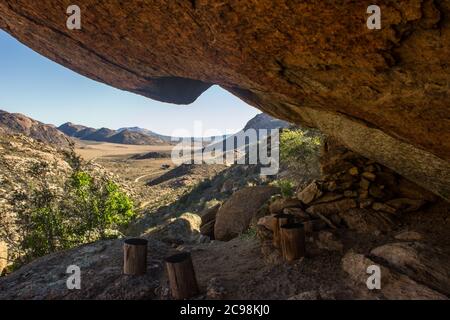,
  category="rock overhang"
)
[0,0,449,199]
